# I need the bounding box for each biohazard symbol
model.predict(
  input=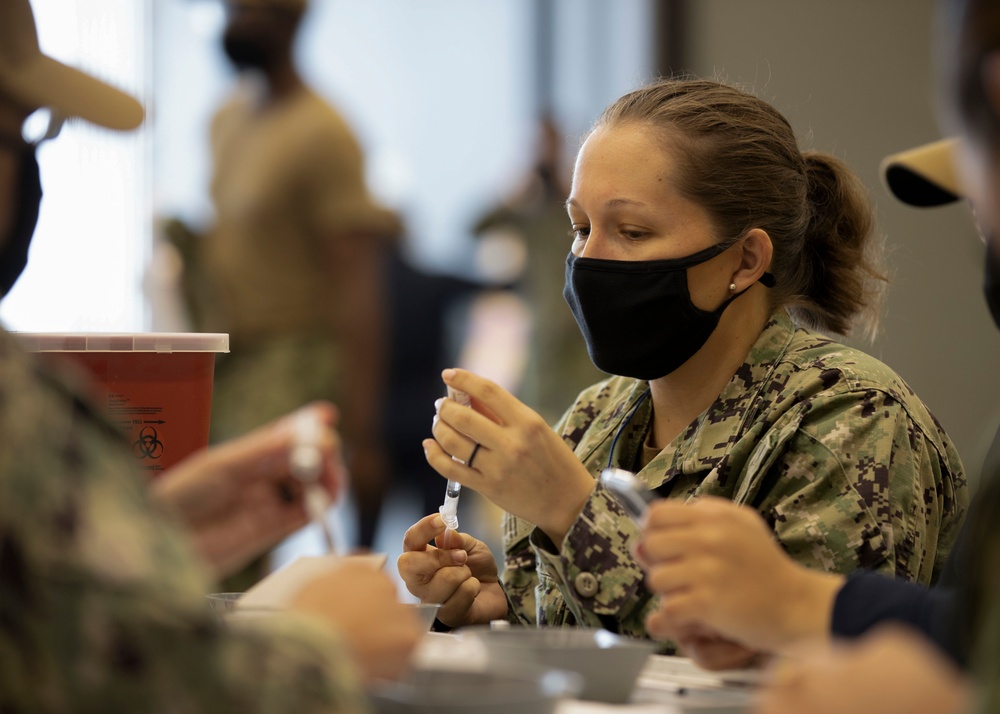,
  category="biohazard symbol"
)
[132,426,164,459]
